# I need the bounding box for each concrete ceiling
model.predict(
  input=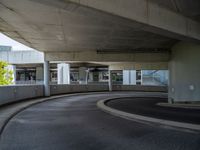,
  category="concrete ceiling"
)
[150,0,200,22]
[0,0,178,53]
